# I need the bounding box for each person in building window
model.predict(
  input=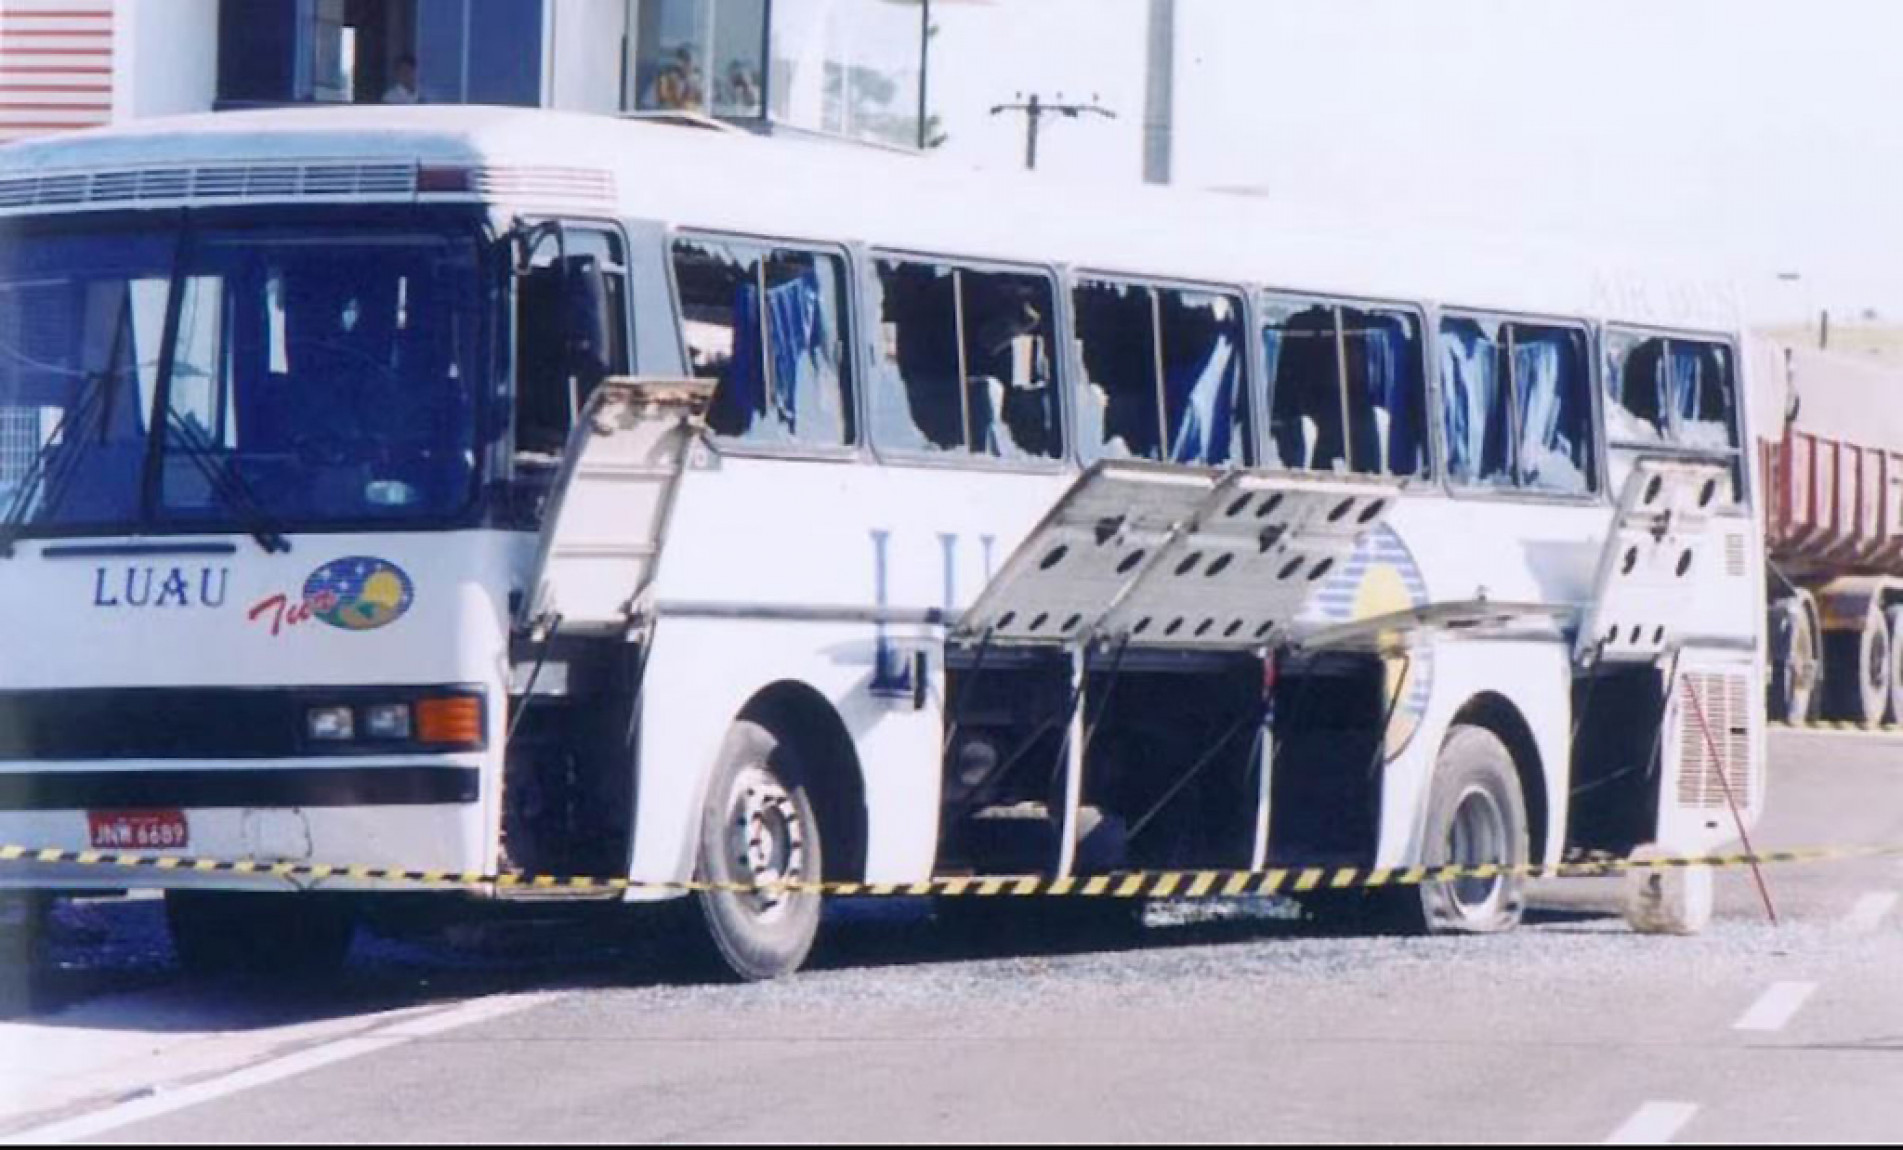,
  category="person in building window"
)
[382,54,420,105]
[648,46,705,111]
